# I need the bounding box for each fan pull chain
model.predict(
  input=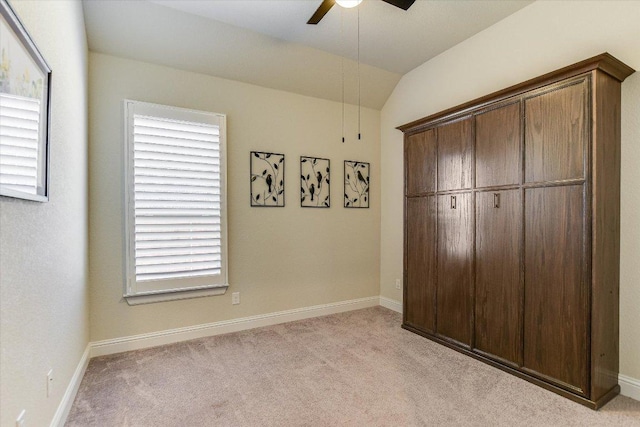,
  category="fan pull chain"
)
[357,6,361,141]
[341,8,345,143]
